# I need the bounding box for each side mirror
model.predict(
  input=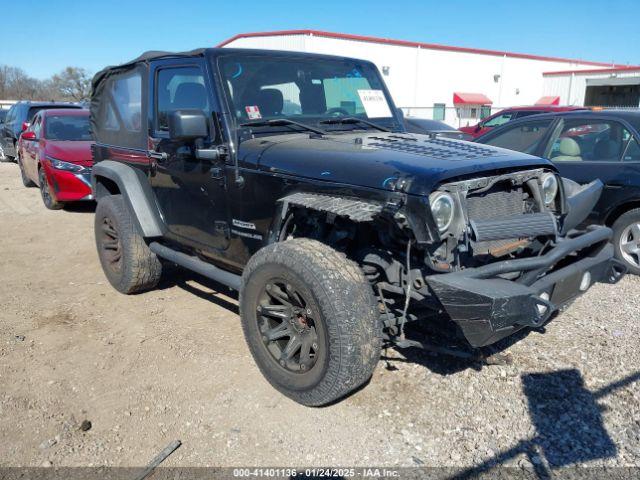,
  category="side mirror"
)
[21,131,36,141]
[21,122,30,132]
[475,124,482,132]
[168,110,210,140]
